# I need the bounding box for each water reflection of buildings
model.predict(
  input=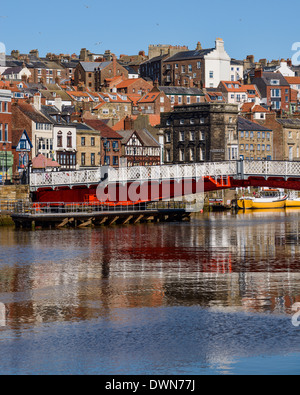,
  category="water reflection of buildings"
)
[1,211,300,328]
